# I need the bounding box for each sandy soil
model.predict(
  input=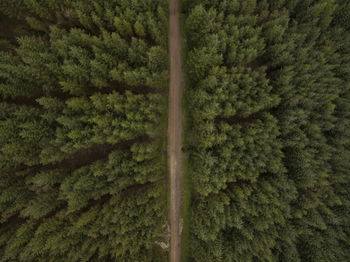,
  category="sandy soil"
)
[168,0,184,261]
